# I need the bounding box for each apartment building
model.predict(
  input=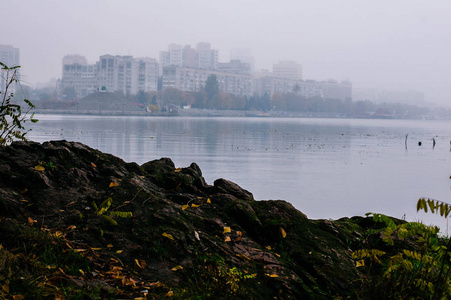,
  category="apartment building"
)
[0,44,20,93]
[273,61,303,80]
[162,66,252,97]
[61,55,96,98]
